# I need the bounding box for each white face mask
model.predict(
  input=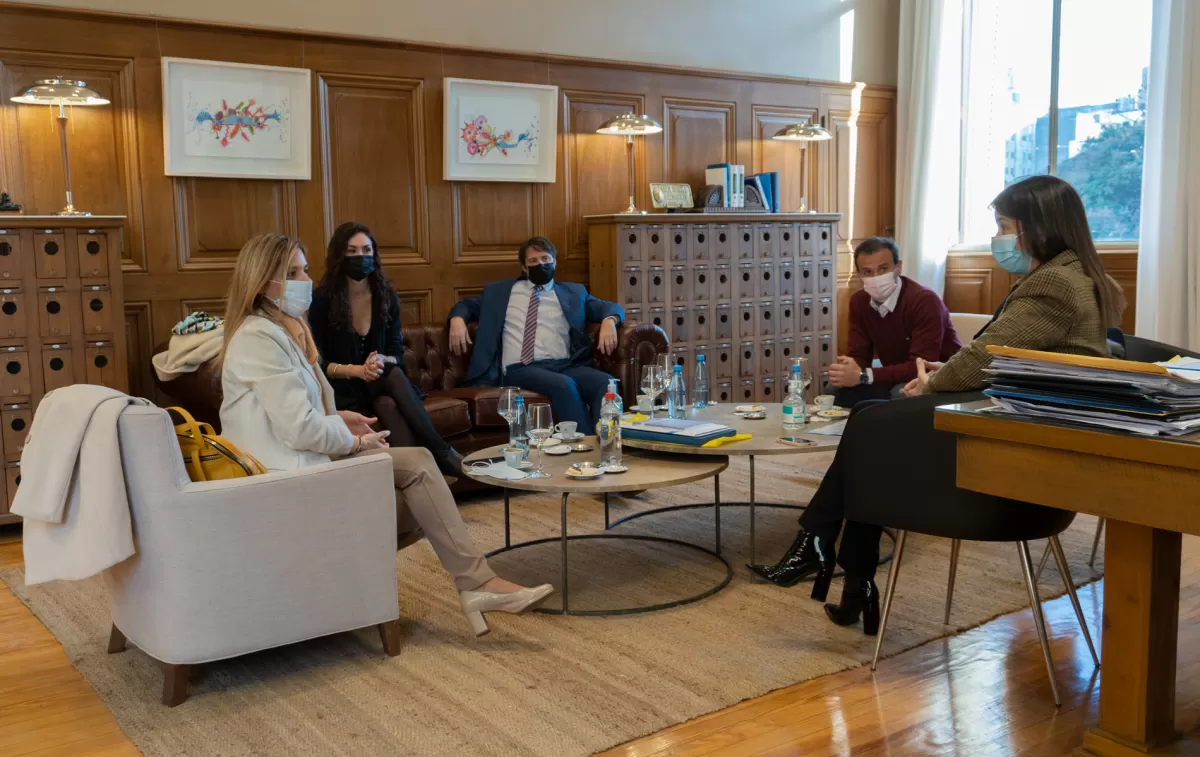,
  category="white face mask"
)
[861,271,899,303]
[271,279,312,318]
